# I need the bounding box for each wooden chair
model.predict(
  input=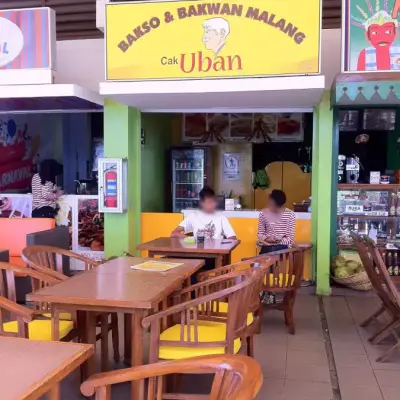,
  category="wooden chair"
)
[21,245,120,367]
[142,266,265,369]
[0,262,77,341]
[197,257,277,336]
[241,247,307,334]
[362,236,400,362]
[350,233,395,338]
[22,244,100,277]
[81,355,263,400]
